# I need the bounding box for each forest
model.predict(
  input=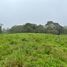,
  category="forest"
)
[0,21,67,34]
